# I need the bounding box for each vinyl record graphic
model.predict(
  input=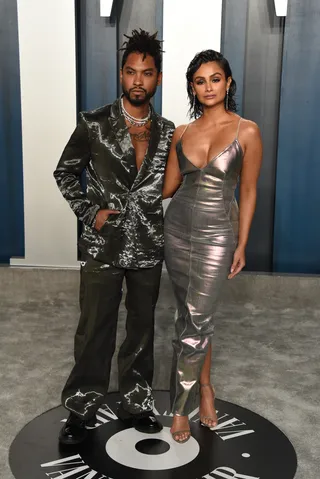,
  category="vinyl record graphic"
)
[9,391,297,479]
